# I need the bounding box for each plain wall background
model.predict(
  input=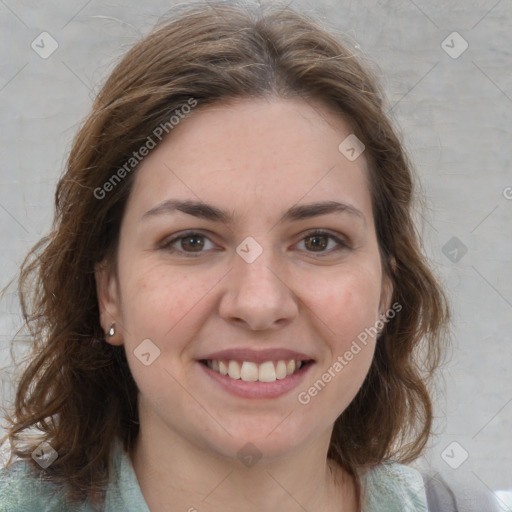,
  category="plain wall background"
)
[1,0,511,505]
